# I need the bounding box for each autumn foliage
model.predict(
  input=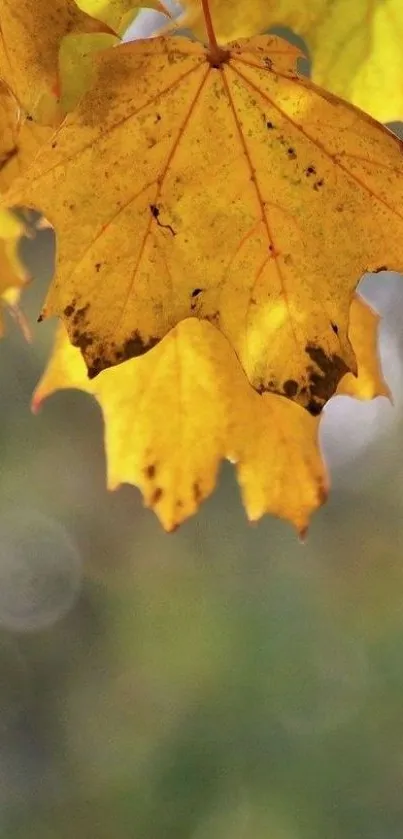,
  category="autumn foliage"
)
[1,0,402,532]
